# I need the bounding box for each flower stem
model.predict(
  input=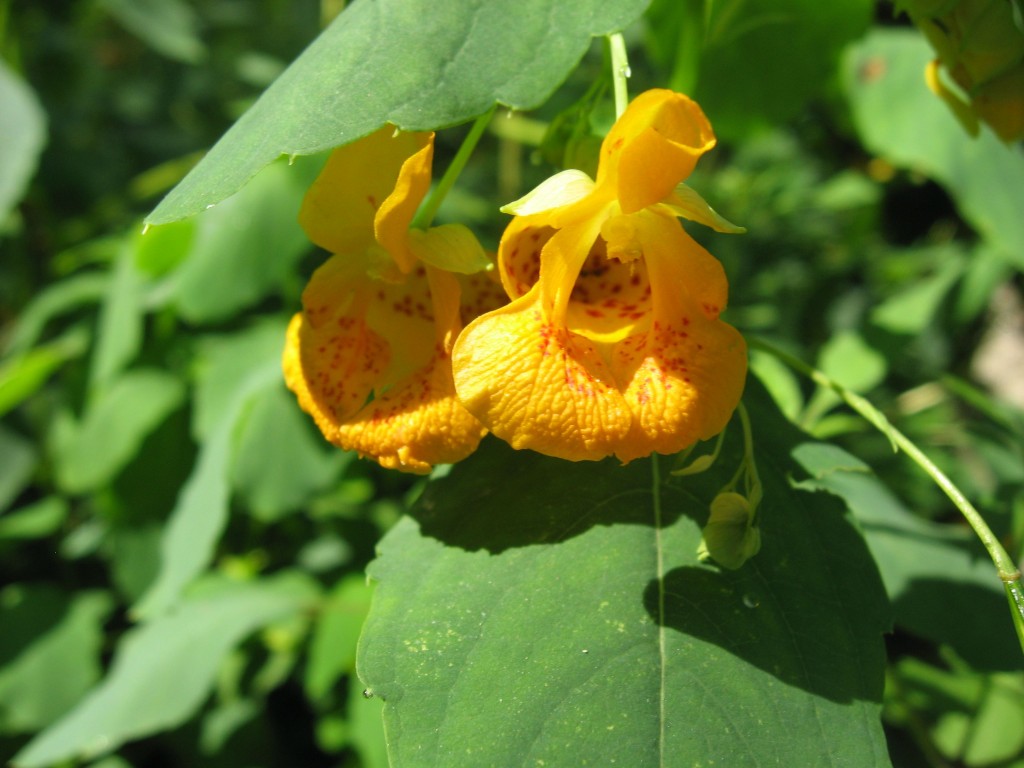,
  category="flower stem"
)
[412,106,496,230]
[608,33,630,118]
[669,0,705,95]
[749,335,1024,656]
